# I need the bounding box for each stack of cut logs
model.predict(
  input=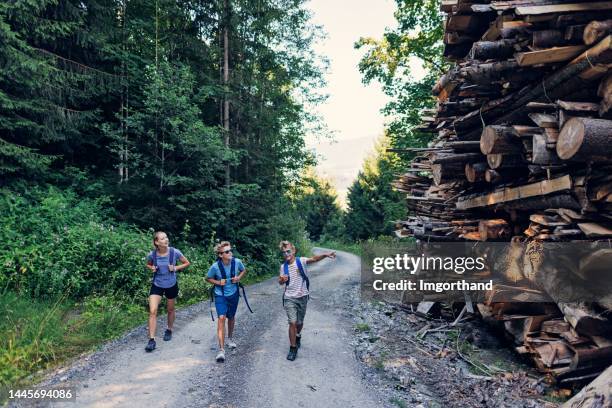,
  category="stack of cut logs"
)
[393,0,612,388]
